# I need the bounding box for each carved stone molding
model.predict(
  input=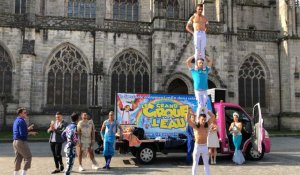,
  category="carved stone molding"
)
[0,13,282,43]
[237,29,279,42]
